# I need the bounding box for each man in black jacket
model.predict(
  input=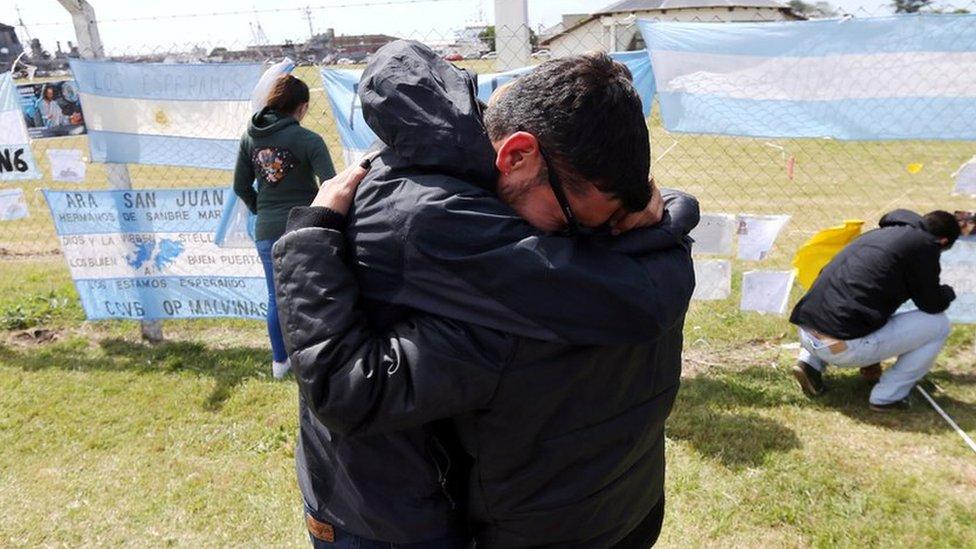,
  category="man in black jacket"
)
[275,42,697,547]
[790,209,960,411]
